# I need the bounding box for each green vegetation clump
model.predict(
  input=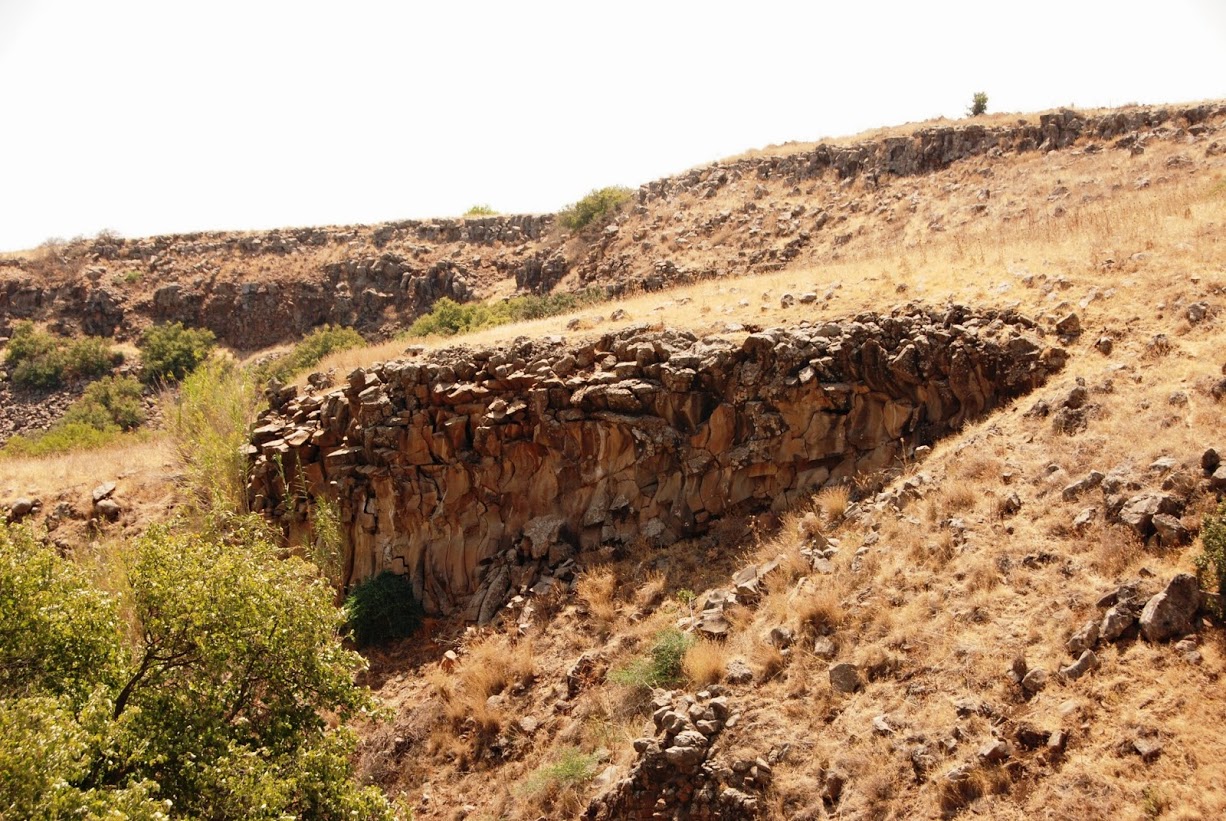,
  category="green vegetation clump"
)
[166,358,257,513]
[1,376,147,458]
[464,204,498,216]
[968,91,989,117]
[1196,503,1226,615]
[344,571,424,648]
[558,186,633,232]
[610,628,694,689]
[3,321,121,389]
[518,746,601,798]
[253,324,365,384]
[0,522,393,819]
[406,291,603,338]
[138,321,216,384]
